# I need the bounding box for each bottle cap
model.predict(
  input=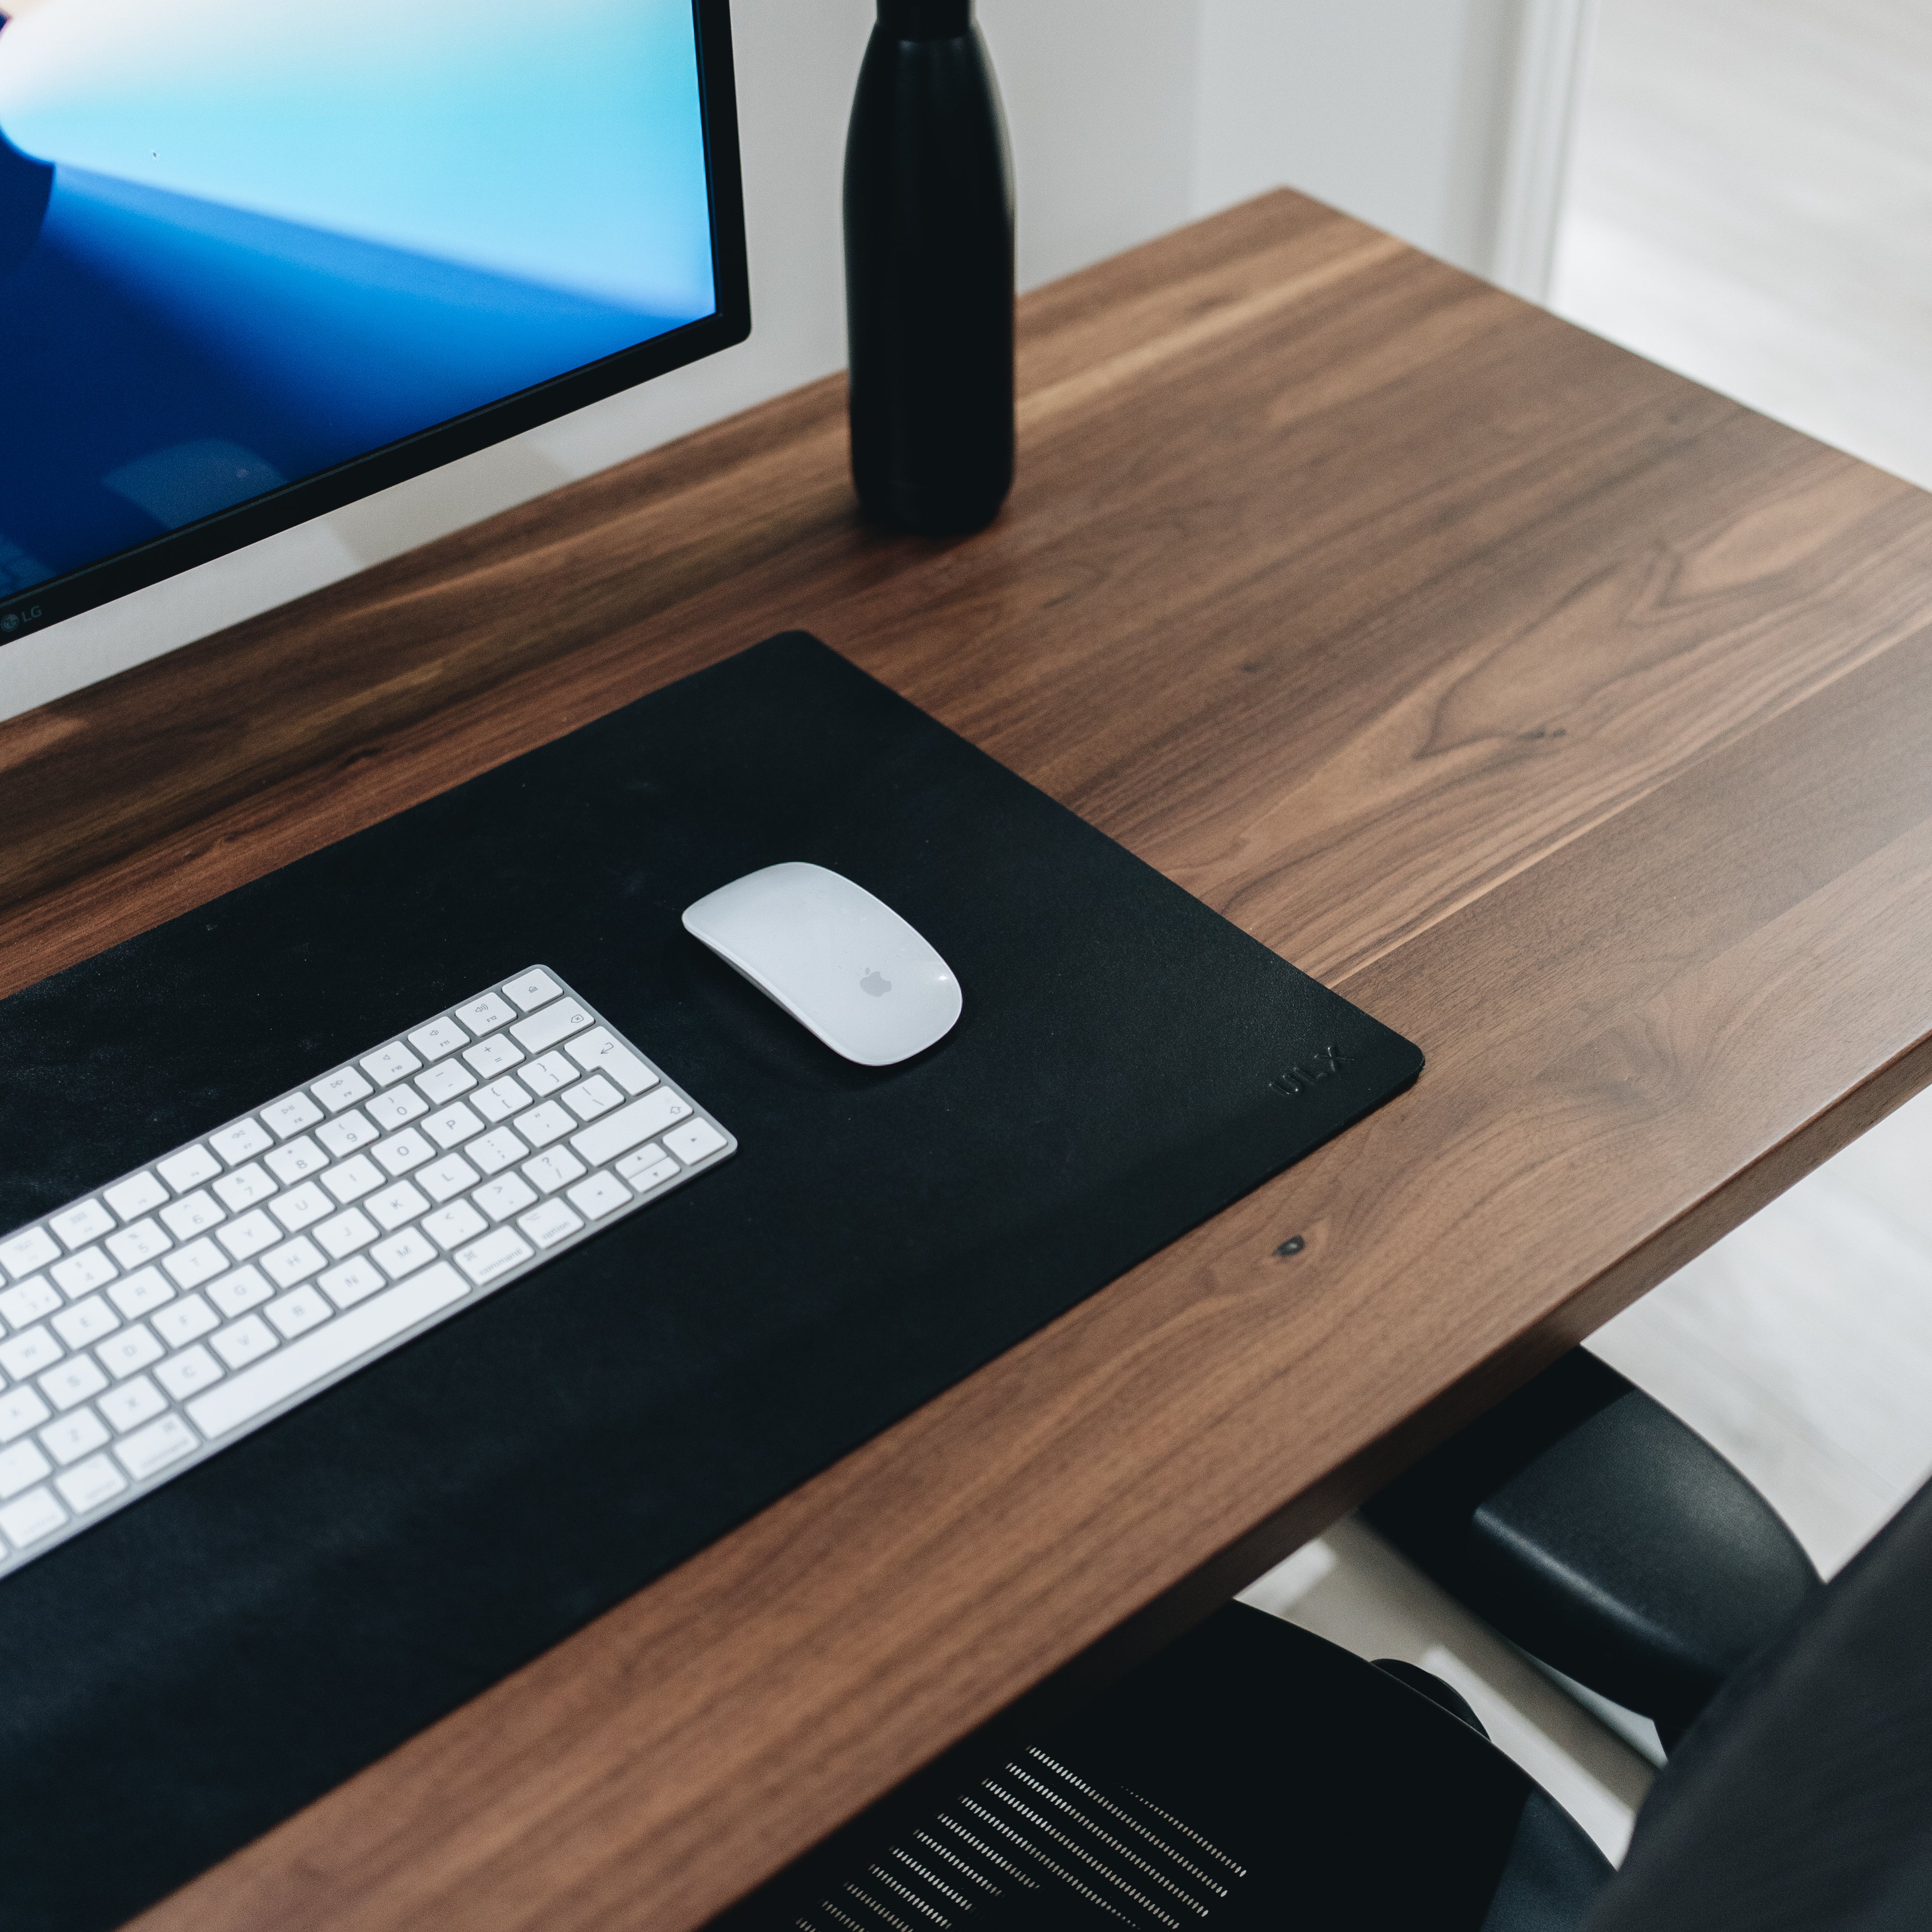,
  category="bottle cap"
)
[878,0,972,39]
